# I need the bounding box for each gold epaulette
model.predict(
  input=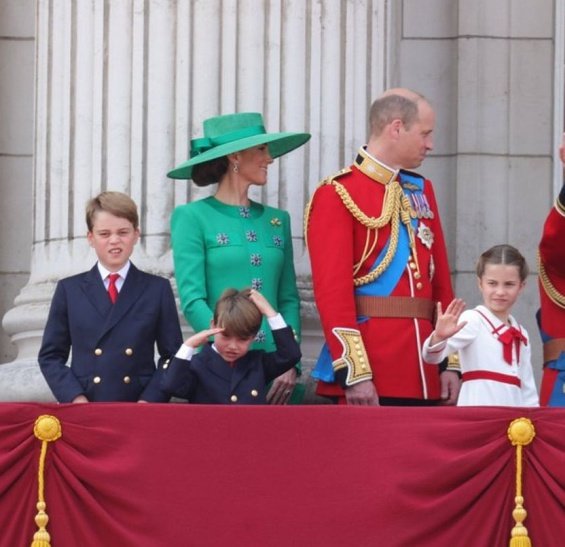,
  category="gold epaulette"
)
[322,167,352,186]
[304,168,352,248]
